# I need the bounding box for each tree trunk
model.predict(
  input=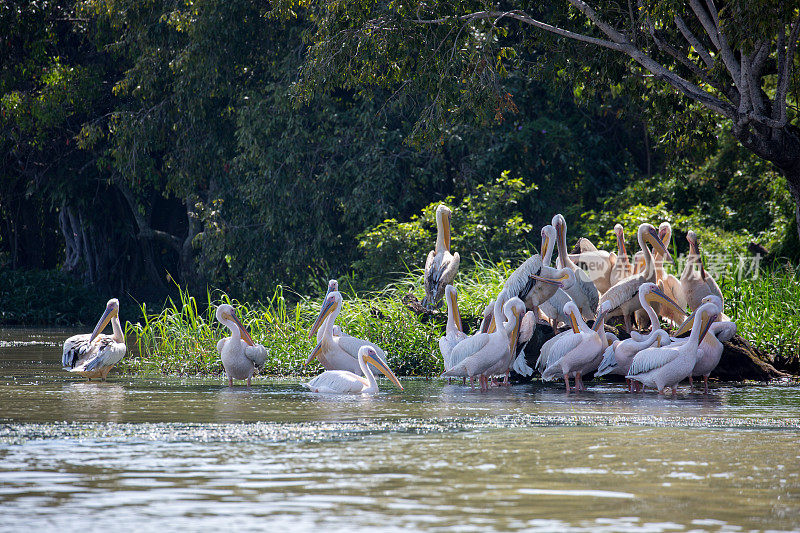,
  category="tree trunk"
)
[786,168,800,243]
